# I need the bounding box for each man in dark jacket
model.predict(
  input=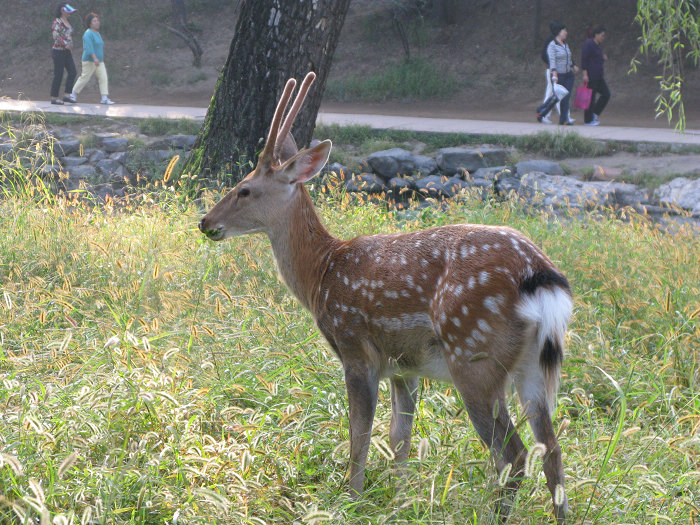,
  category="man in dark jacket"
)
[581,26,610,125]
